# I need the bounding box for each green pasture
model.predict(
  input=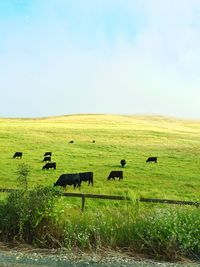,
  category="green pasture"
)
[0,114,200,201]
